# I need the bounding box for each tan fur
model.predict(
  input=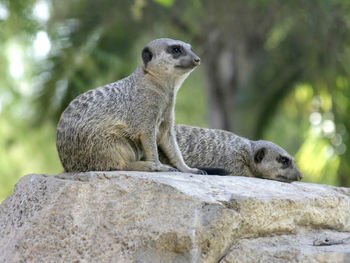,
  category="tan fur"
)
[56,38,204,174]
[160,125,302,182]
